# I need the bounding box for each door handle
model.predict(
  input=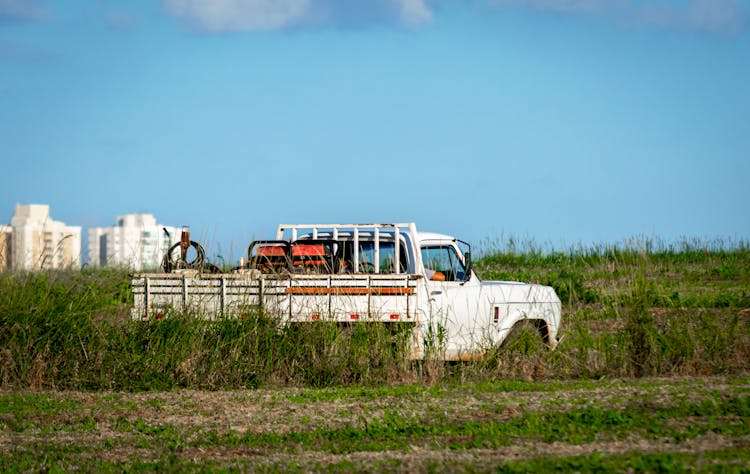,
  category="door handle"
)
[430,290,442,295]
